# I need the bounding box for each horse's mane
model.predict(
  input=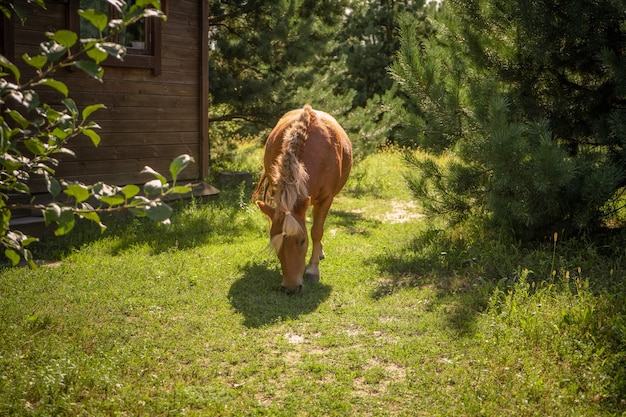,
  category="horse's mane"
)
[253,105,313,248]
[272,107,311,214]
